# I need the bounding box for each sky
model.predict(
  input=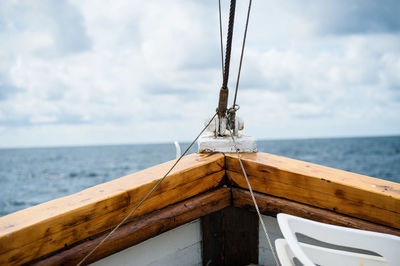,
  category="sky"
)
[0,0,399,148]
